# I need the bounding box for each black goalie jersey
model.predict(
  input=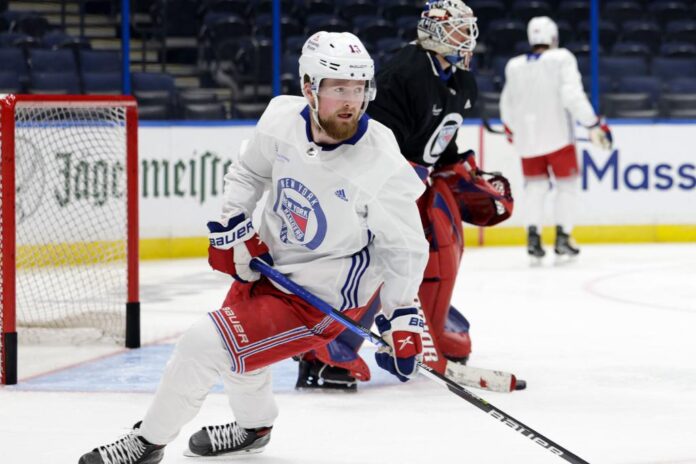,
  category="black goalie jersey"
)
[367,44,478,168]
